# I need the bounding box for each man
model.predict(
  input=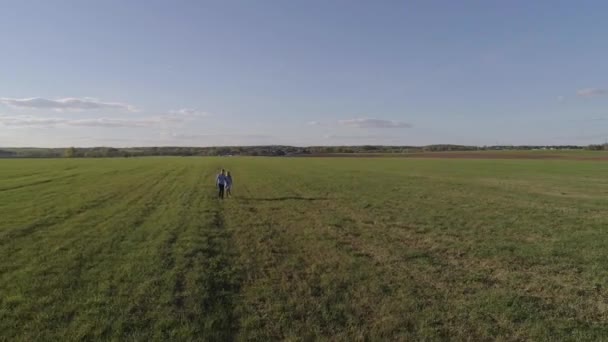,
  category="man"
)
[225,171,233,197]
[216,169,228,199]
